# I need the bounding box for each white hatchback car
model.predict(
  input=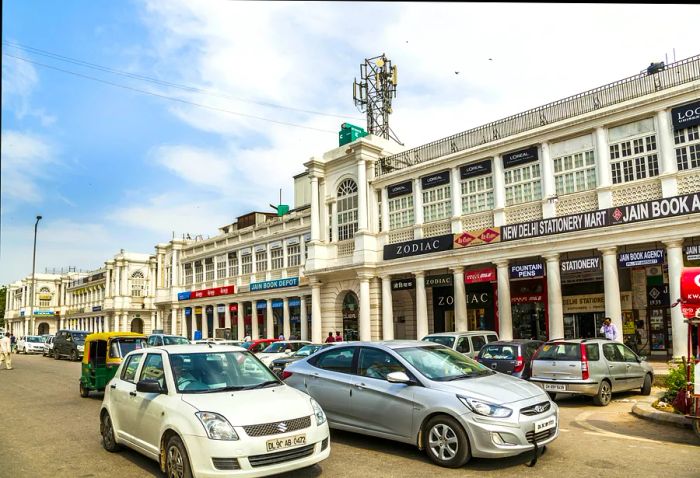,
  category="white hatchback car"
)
[100,344,330,477]
[257,341,312,367]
